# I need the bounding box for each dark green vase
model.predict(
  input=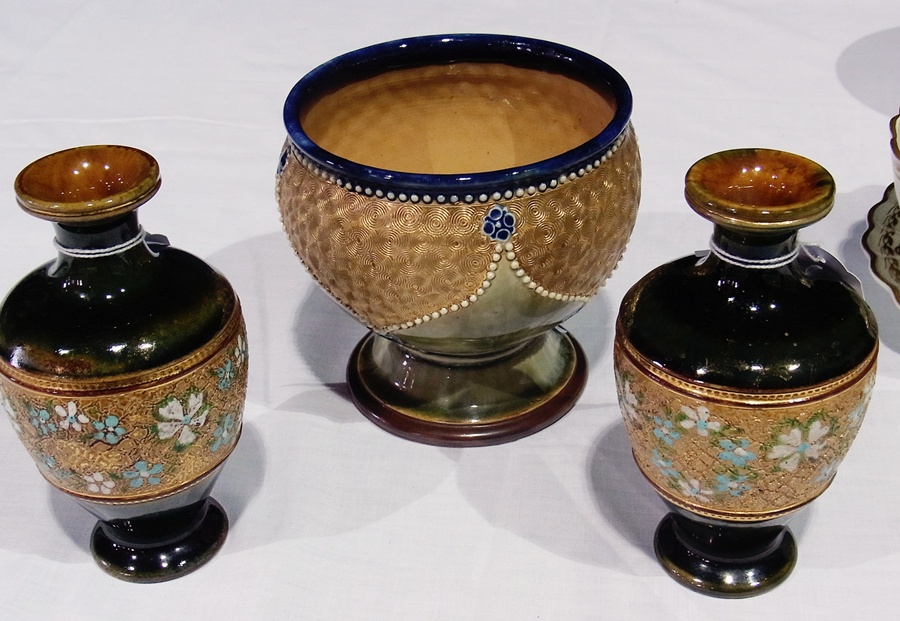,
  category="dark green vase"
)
[613,148,878,596]
[0,145,248,582]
